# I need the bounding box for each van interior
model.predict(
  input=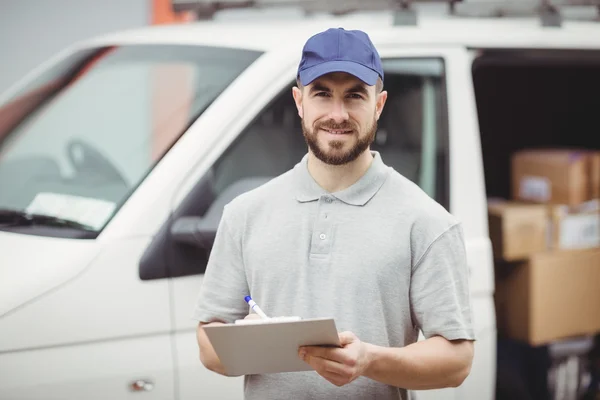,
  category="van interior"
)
[471,49,600,400]
[472,48,600,199]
